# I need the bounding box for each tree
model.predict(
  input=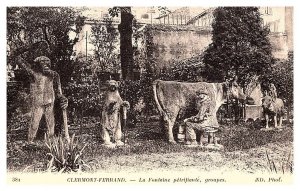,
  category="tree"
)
[267,52,293,121]
[90,18,119,74]
[203,7,274,85]
[157,6,171,15]
[7,7,85,86]
[108,7,134,80]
